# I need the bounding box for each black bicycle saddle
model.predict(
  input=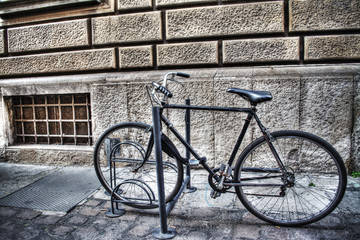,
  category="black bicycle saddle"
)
[226,88,273,106]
